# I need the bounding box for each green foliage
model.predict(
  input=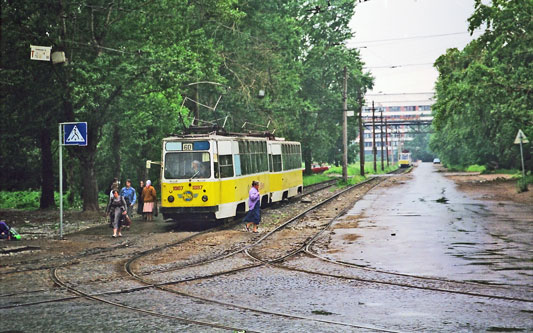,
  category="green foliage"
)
[516,176,530,193]
[1,0,372,210]
[403,134,434,162]
[0,191,103,210]
[431,0,533,171]
[465,165,487,173]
